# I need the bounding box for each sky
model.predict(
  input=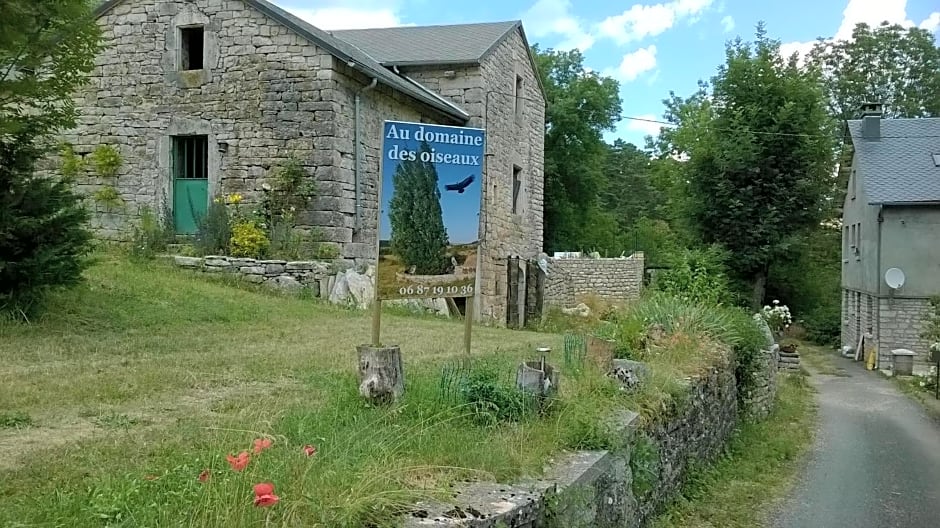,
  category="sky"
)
[272,0,940,147]
[379,122,485,245]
